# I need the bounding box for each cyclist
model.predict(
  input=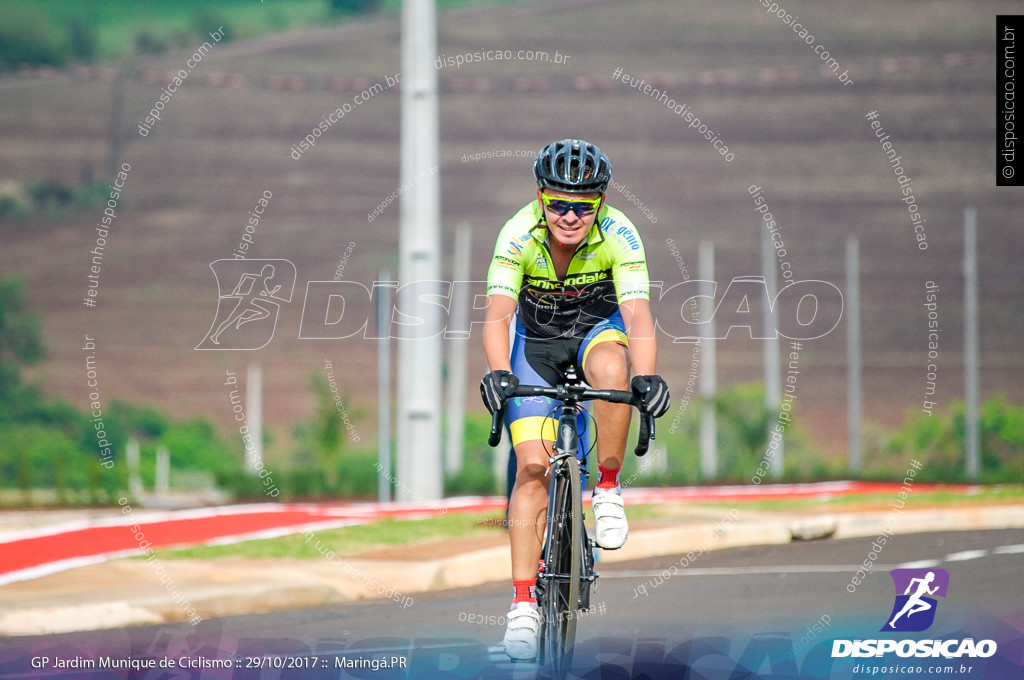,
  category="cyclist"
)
[480,138,670,661]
